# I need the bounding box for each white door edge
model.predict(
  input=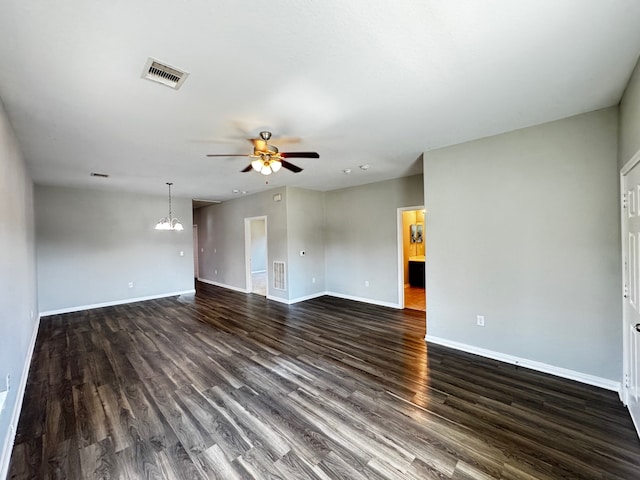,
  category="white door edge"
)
[193,224,199,279]
[620,148,640,433]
